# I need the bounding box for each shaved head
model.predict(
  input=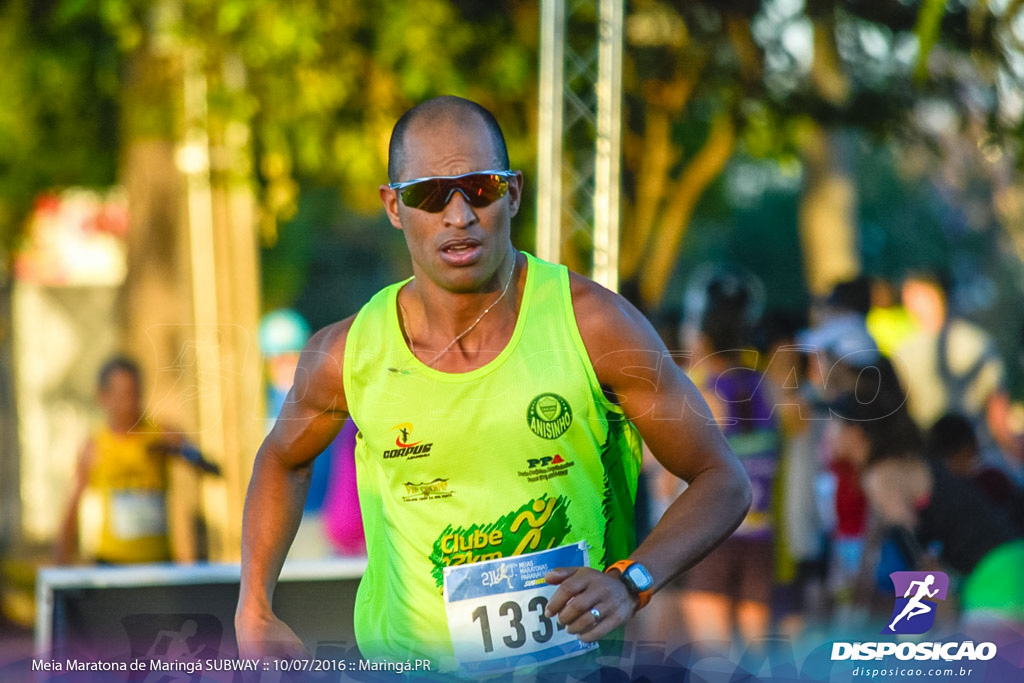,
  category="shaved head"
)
[387,96,510,182]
